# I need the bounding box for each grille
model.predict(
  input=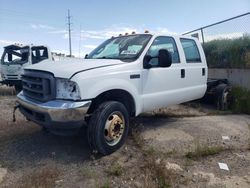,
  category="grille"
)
[6,74,18,80]
[22,70,56,102]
